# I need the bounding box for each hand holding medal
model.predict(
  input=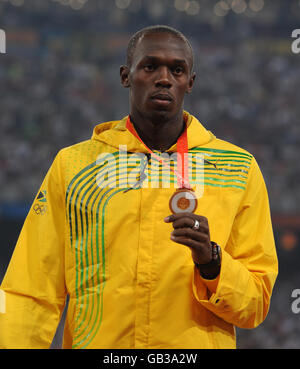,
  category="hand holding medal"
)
[164,213,213,265]
[164,212,221,278]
